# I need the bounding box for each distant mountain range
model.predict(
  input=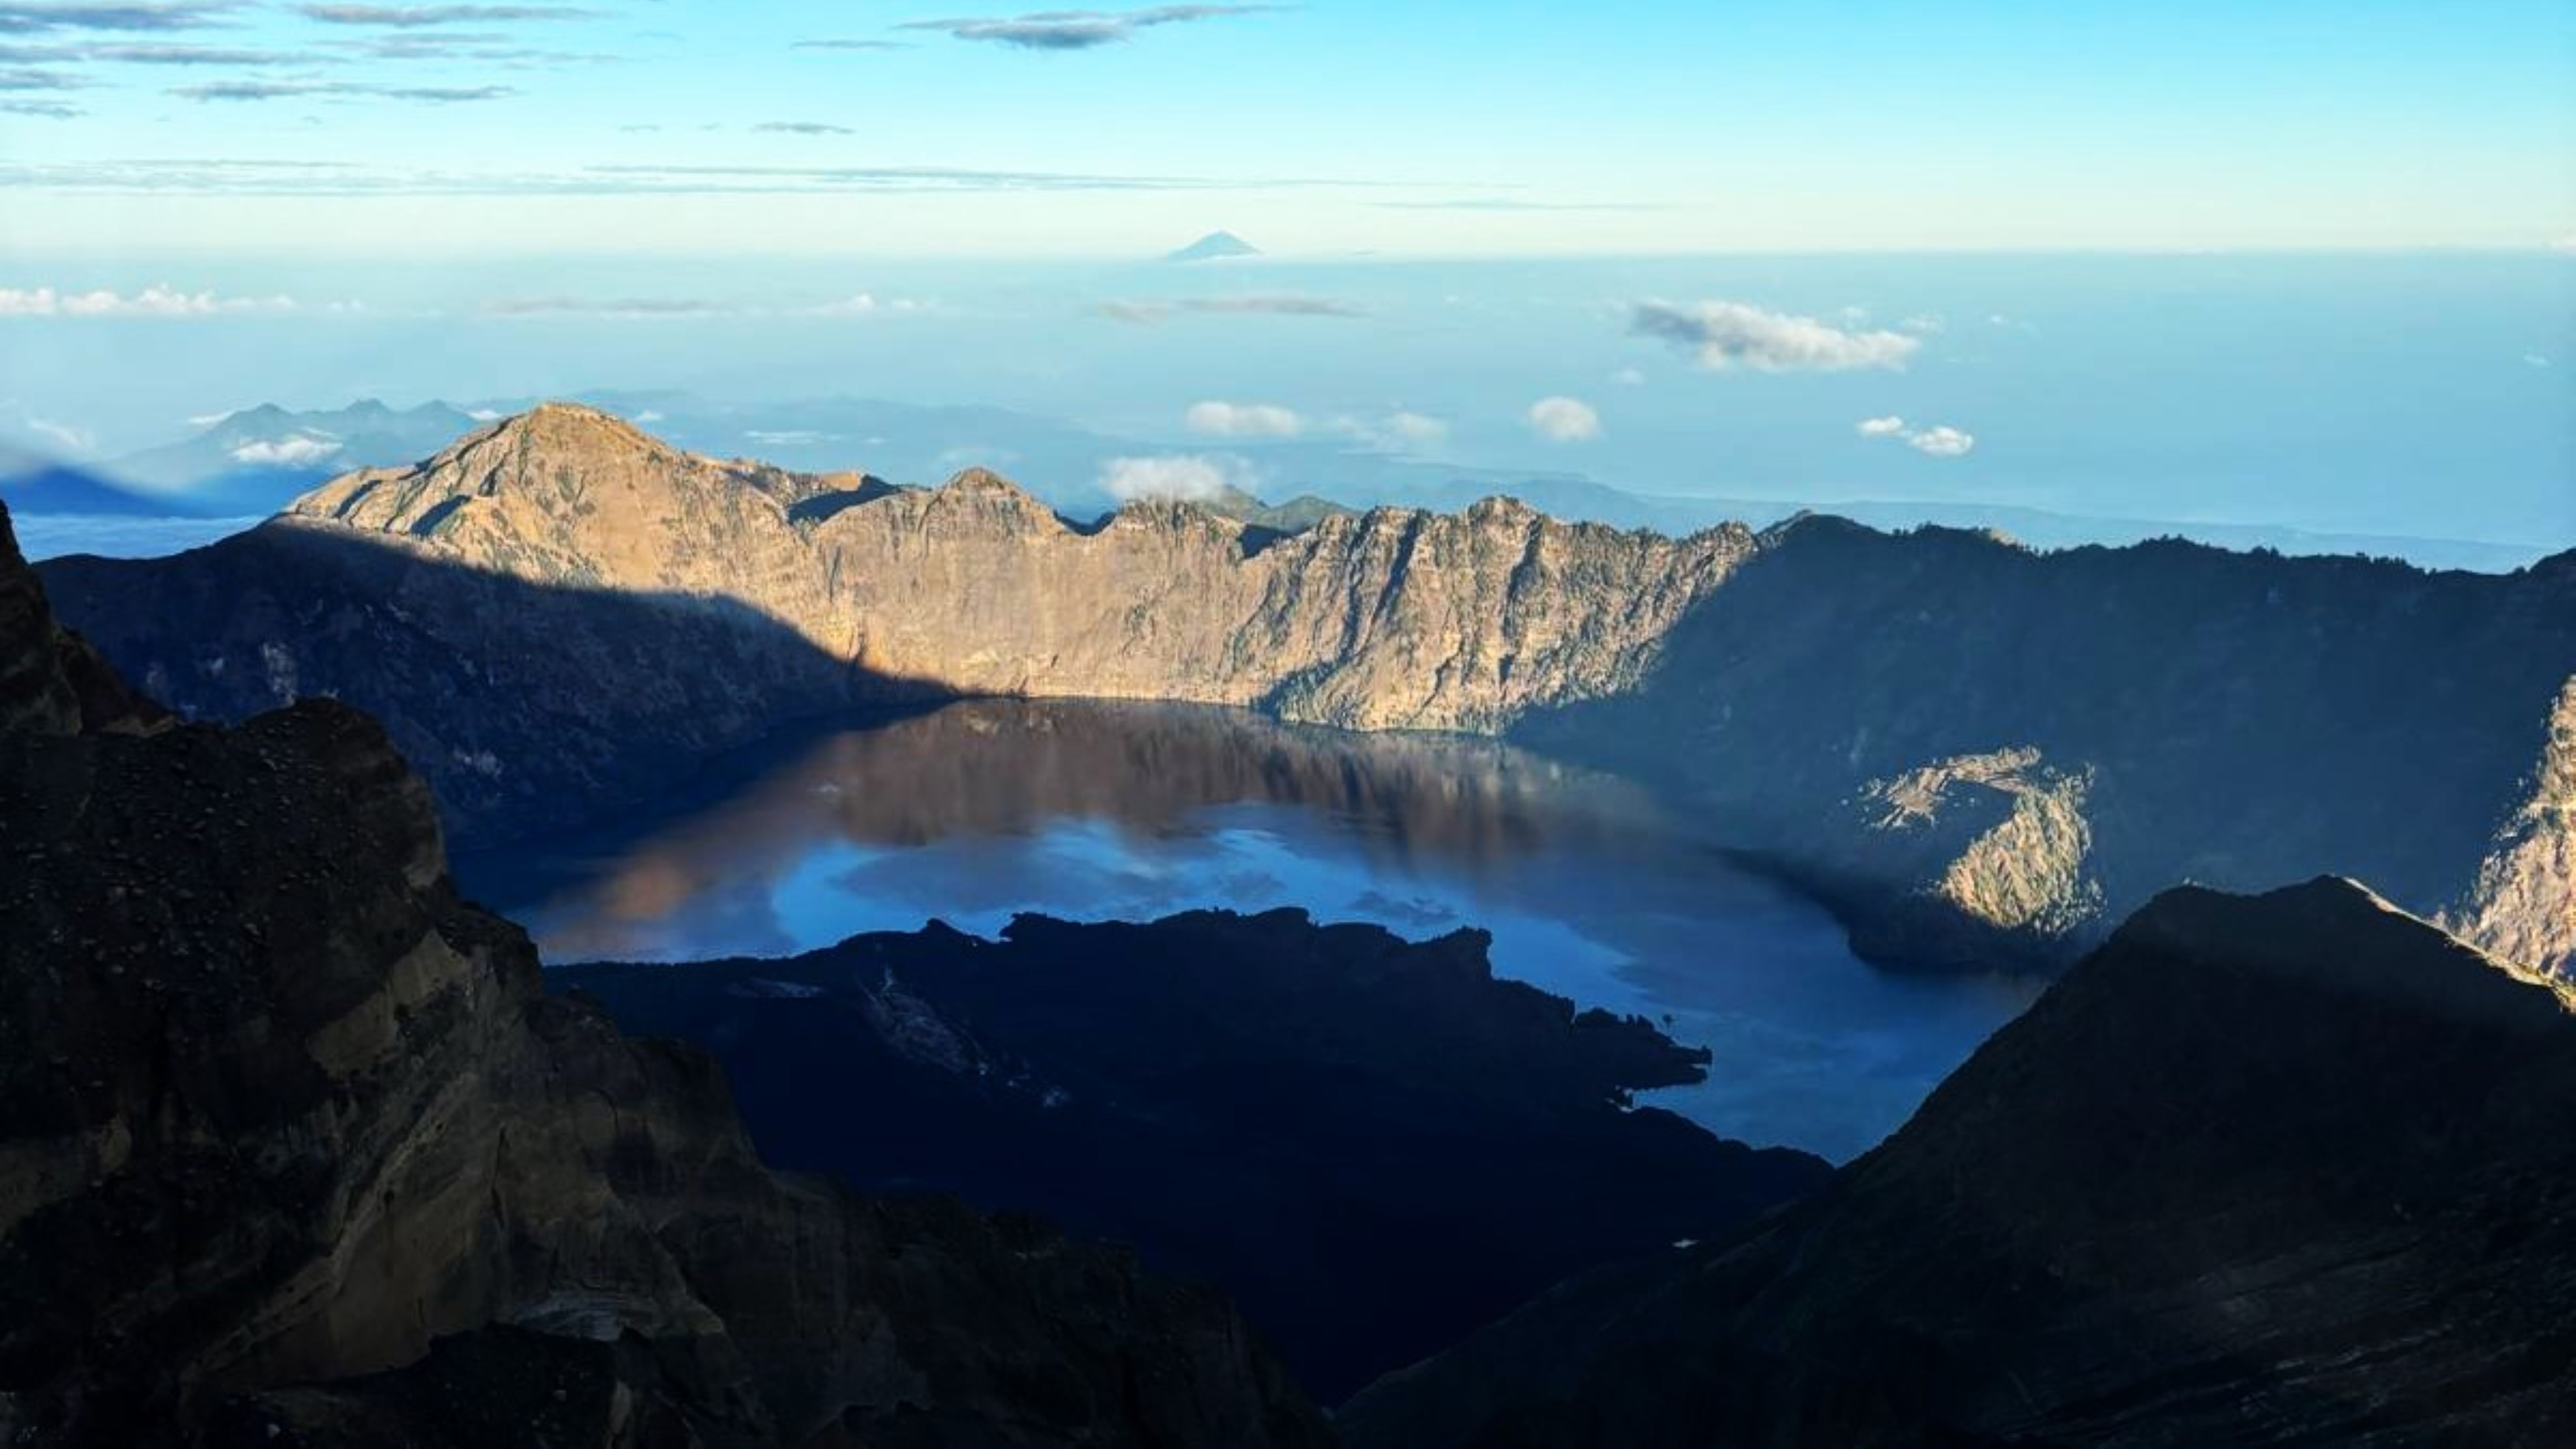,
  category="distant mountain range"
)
[0,391,2546,573]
